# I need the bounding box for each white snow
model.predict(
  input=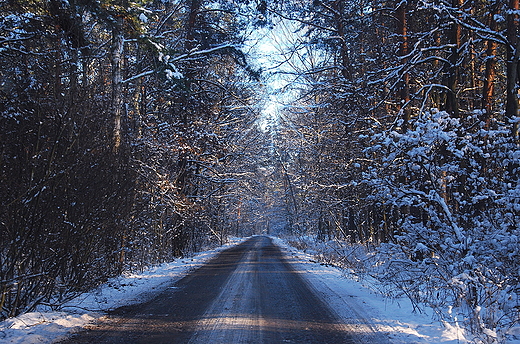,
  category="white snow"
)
[0,238,245,344]
[138,13,148,23]
[271,237,473,343]
[1,236,519,344]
